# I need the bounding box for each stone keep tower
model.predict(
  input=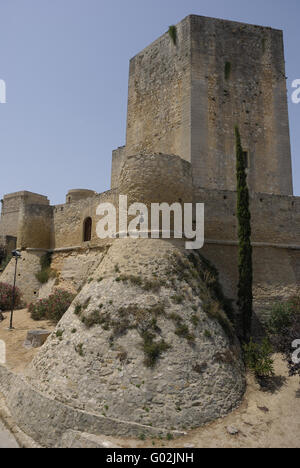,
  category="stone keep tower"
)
[120,15,293,196]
